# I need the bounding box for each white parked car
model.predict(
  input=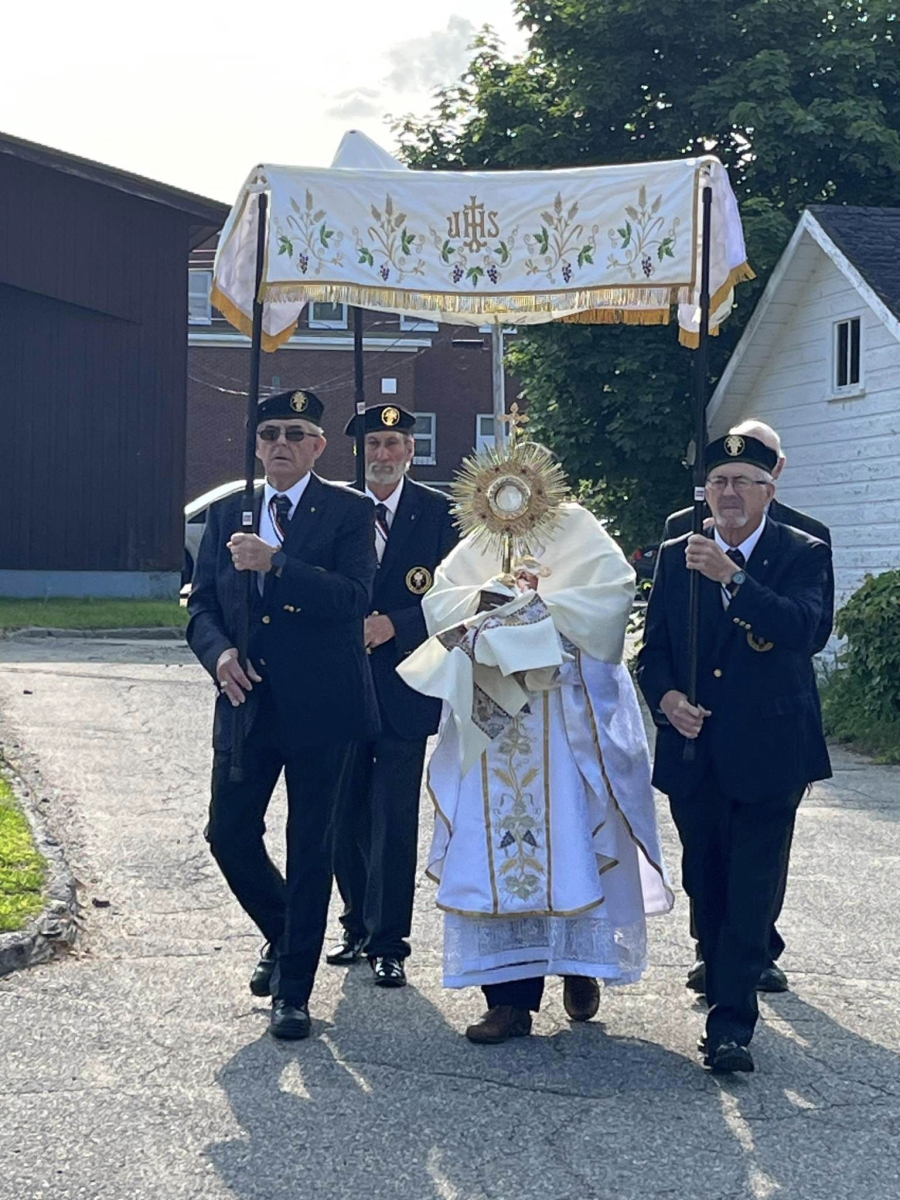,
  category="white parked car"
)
[183,479,263,585]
